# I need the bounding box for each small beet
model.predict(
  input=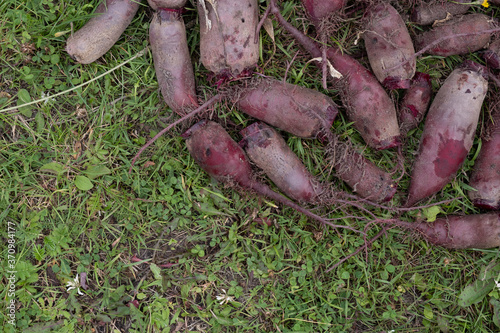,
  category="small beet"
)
[483,38,500,69]
[147,0,186,10]
[301,0,346,26]
[468,105,500,210]
[399,72,433,134]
